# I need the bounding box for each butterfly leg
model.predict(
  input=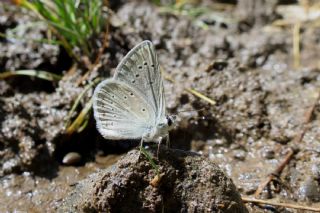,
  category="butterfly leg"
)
[165,134,170,148]
[138,137,145,159]
[156,137,163,158]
